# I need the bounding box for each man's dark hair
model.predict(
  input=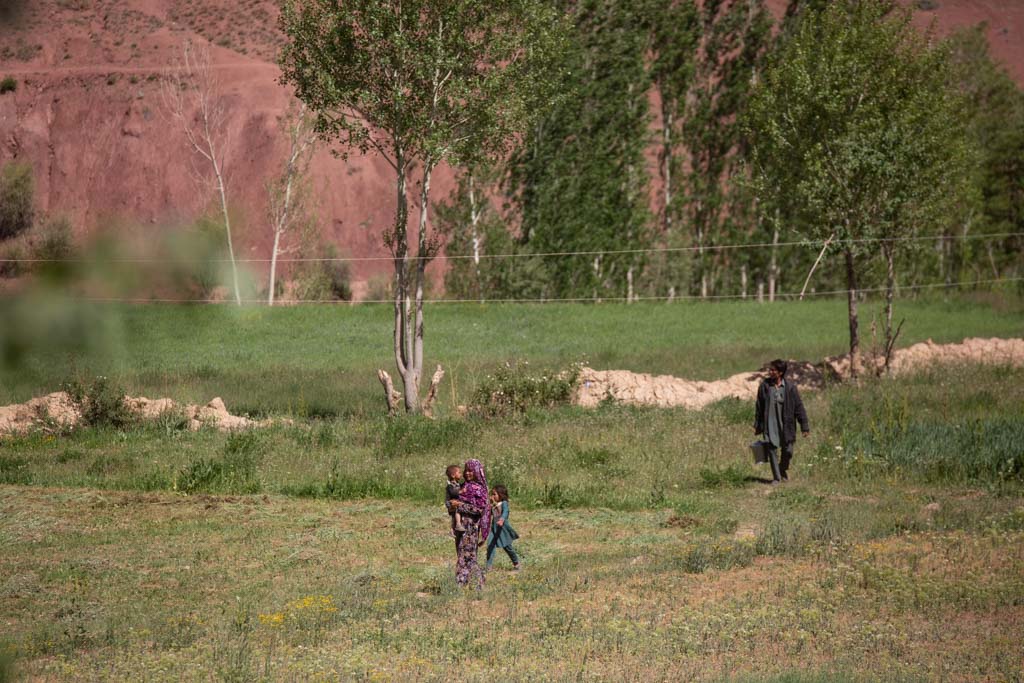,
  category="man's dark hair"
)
[770,359,788,377]
[493,484,509,501]
[446,464,460,479]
